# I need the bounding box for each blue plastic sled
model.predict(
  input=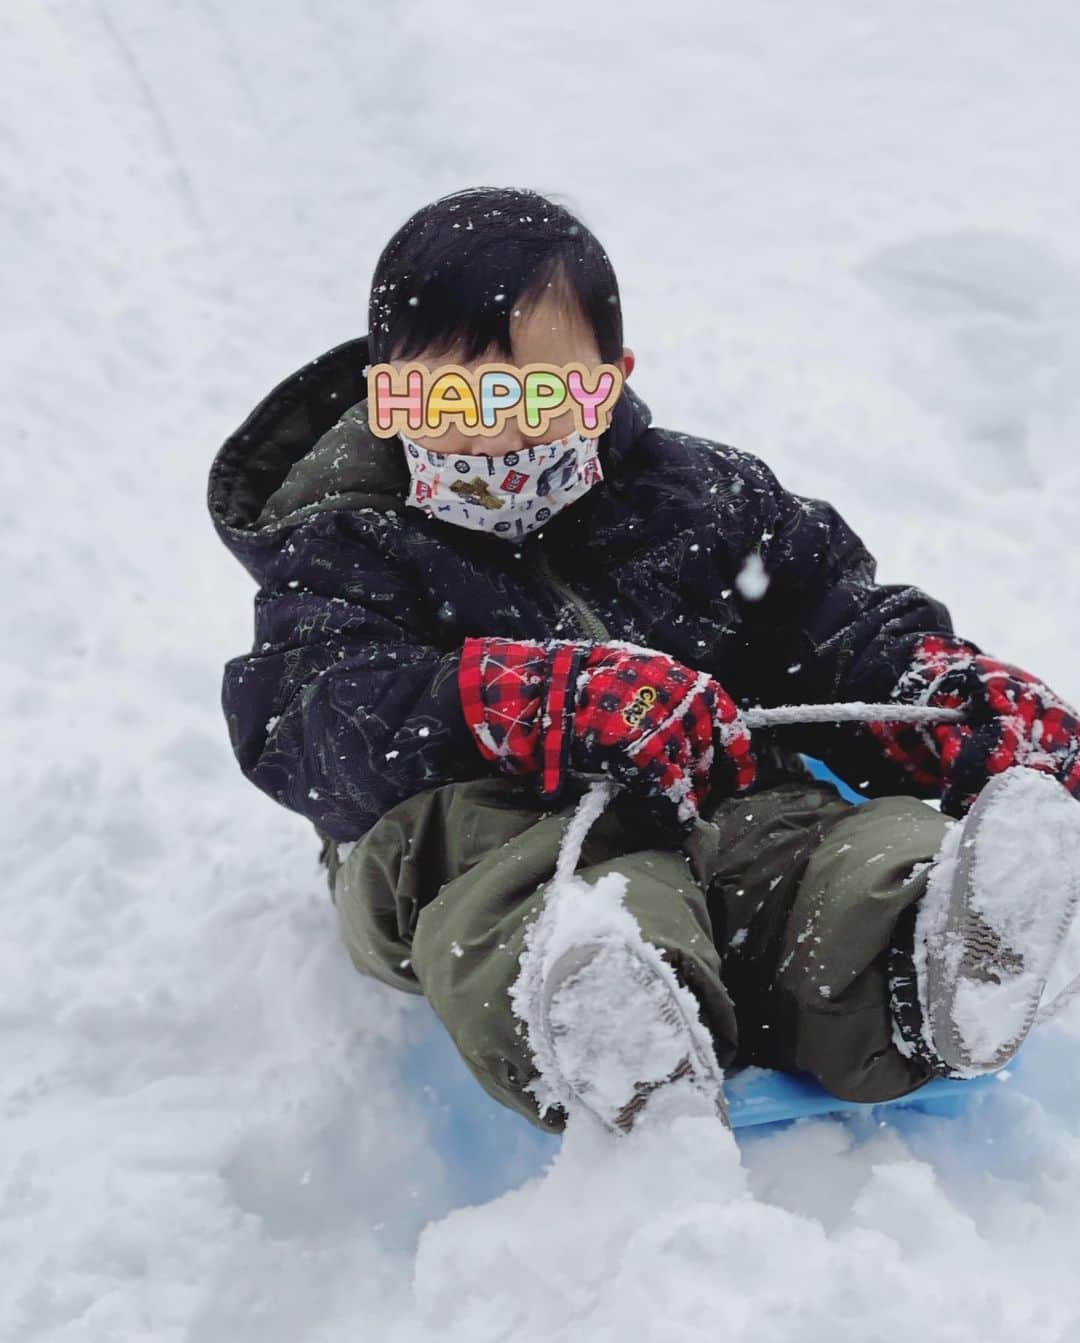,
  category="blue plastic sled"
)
[724,1062,1017,1131]
[722,757,1020,1132]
